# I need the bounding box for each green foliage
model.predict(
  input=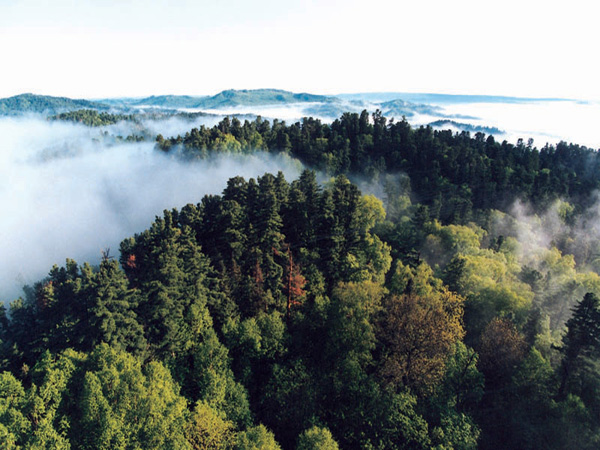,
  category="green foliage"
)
[430,412,480,450]
[5,167,600,449]
[0,93,108,115]
[188,328,252,427]
[377,389,432,449]
[0,372,30,449]
[296,426,339,450]
[259,359,318,447]
[50,109,137,126]
[235,424,281,450]
[160,112,600,225]
[84,259,146,355]
[73,345,190,449]
[426,343,483,450]
[325,281,384,370]
[559,293,600,398]
[185,401,236,450]
[435,342,484,412]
